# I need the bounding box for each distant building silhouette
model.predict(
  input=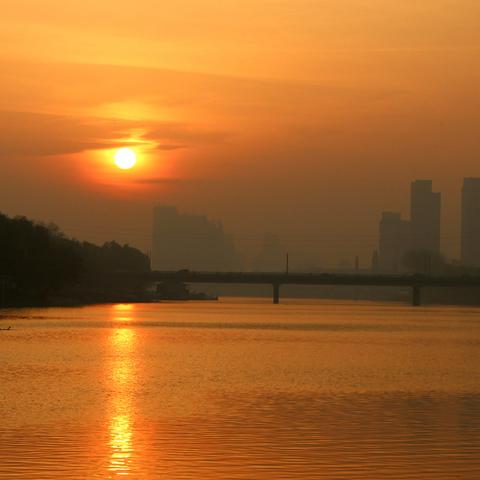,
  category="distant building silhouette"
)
[377,180,442,272]
[410,180,441,253]
[253,233,285,272]
[378,212,411,272]
[371,250,379,273]
[461,178,480,267]
[151,205,242,271]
